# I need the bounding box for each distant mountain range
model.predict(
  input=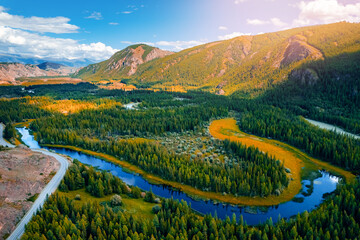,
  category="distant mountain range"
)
[0,53,94,67]
[0,62,78,84]
[74,22,360,97]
